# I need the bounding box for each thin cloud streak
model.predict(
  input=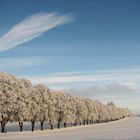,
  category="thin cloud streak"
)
[26,70,140,104]
[0,56,48,69]
[28,70,140,84]
[41,68,140,77]
[0,12,73,52]
[68,82,139,96]
[25,69,140,96]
